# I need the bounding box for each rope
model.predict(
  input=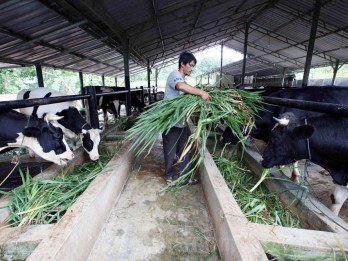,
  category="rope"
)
[0,114,32,187]
[303,117,312,182]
